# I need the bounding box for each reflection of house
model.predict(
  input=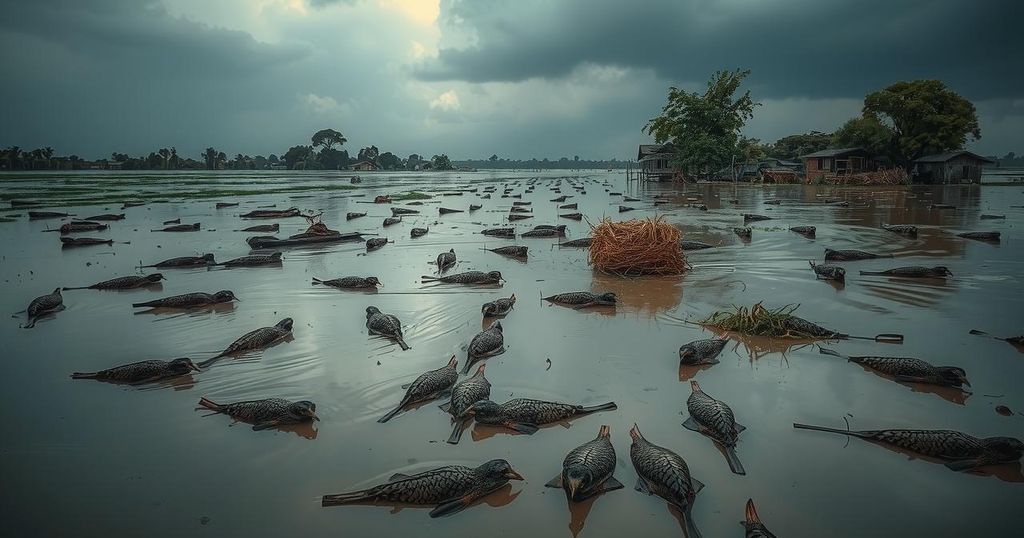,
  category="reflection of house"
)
[349,160,378,171]
[801,148,872,182]
[913,151,993,184]
[637,143,675,180]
